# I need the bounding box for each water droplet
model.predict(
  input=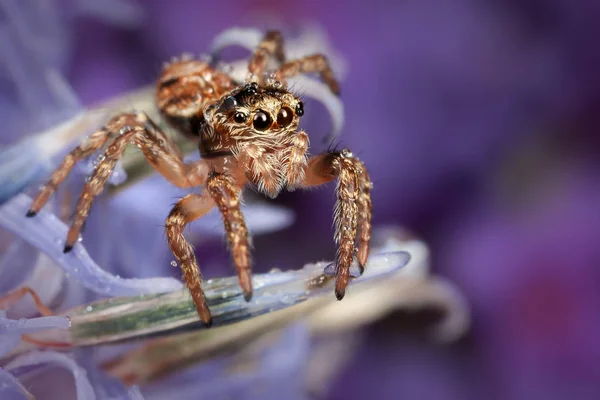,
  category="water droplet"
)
[86,306,93,312]
[221,292,228,299]
[84,176,91,183]
[280,294,295,305]
[170,261,178,267]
